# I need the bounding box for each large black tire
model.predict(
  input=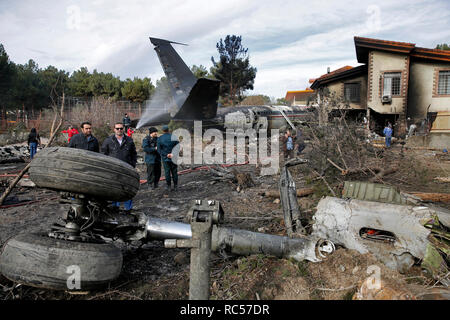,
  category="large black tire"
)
[29,147,139,202]
[0,233,123,290]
